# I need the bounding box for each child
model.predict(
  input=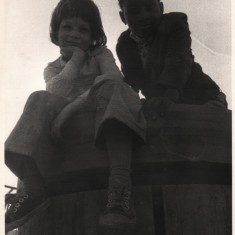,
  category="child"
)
[5,0,146,231]
[116,0,227,117]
